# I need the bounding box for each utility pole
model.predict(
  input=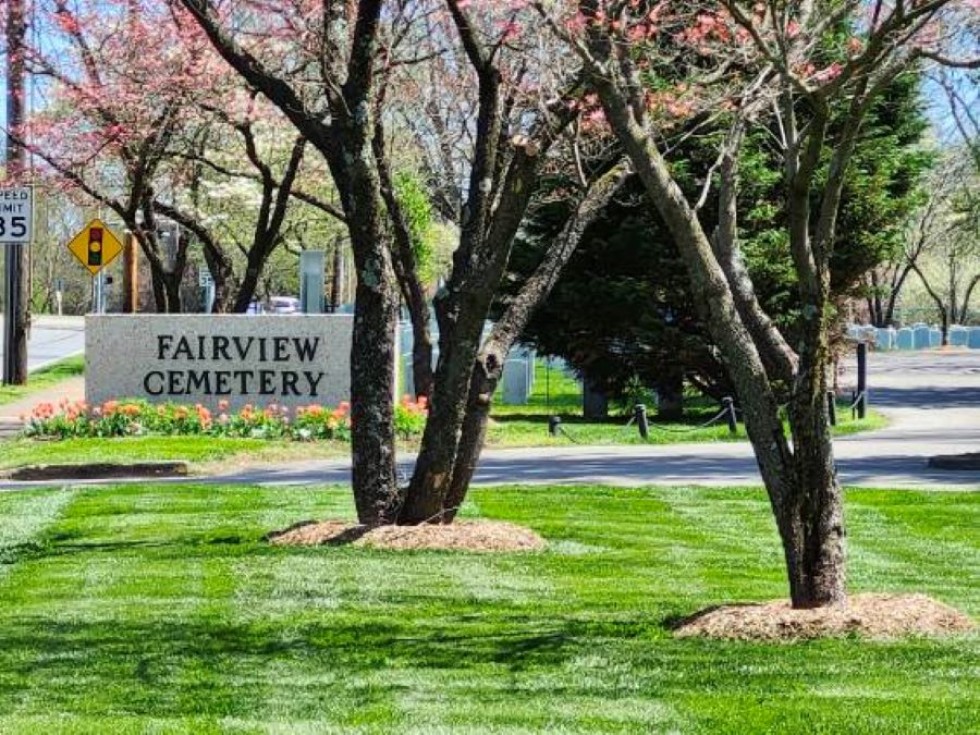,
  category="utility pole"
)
[3,0,29,385]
